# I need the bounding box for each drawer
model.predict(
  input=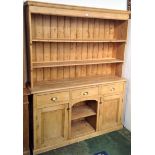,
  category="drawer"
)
[36,91,69,106]
[71,86,98,100]
[101,83,124,95]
